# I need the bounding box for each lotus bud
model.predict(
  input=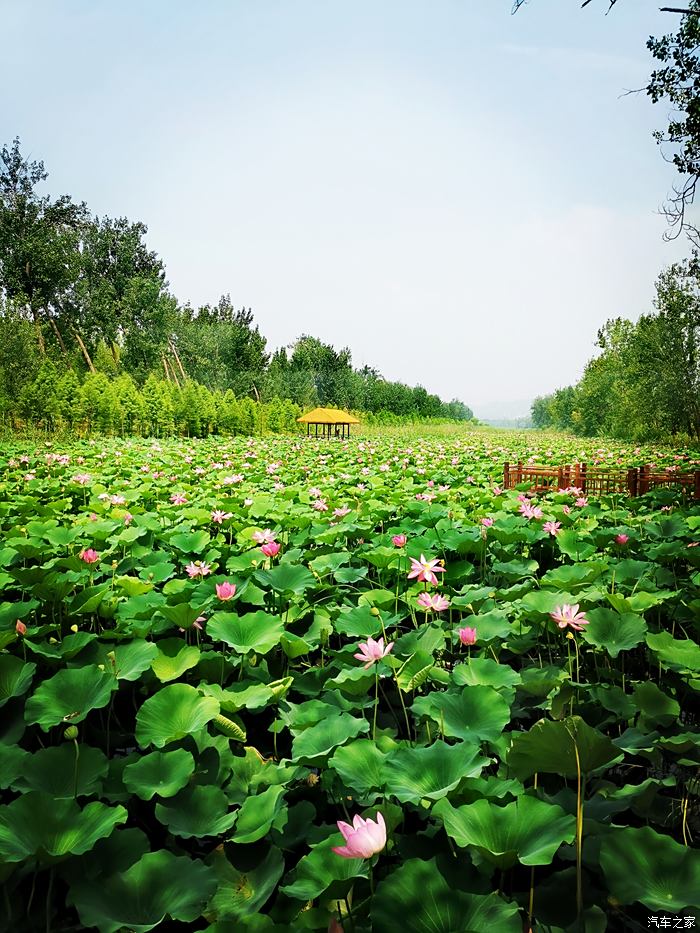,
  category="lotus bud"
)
[70,624,78,633]
[49,637,58,644]
[64,725,79,740]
